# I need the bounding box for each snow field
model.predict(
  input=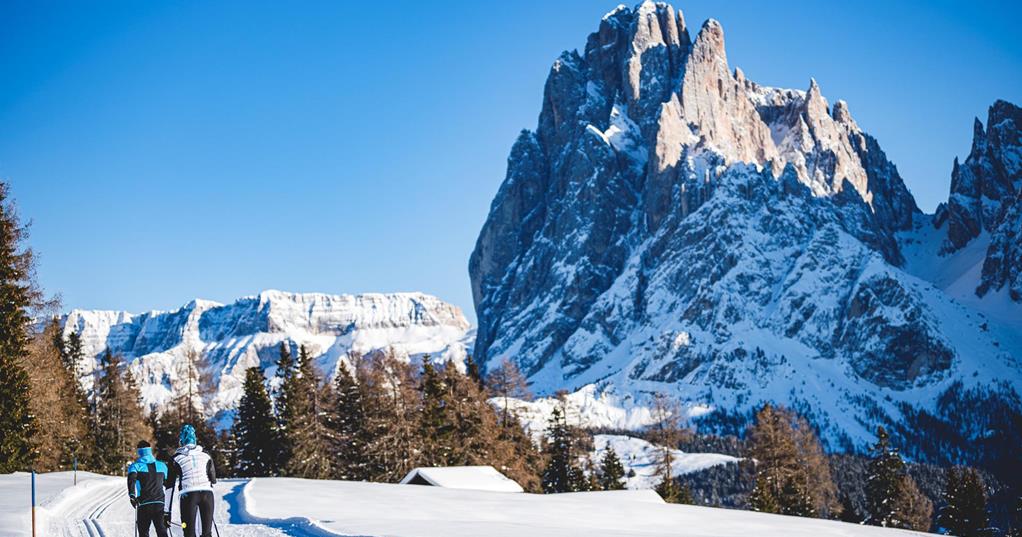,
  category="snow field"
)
[242,476,933,537]
[2,471,936,536]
